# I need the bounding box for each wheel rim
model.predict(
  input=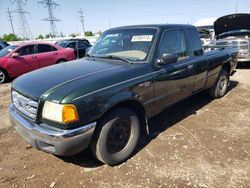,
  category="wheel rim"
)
[219,75,228,95]
[107,120,131,154]
[0,71,5,83]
